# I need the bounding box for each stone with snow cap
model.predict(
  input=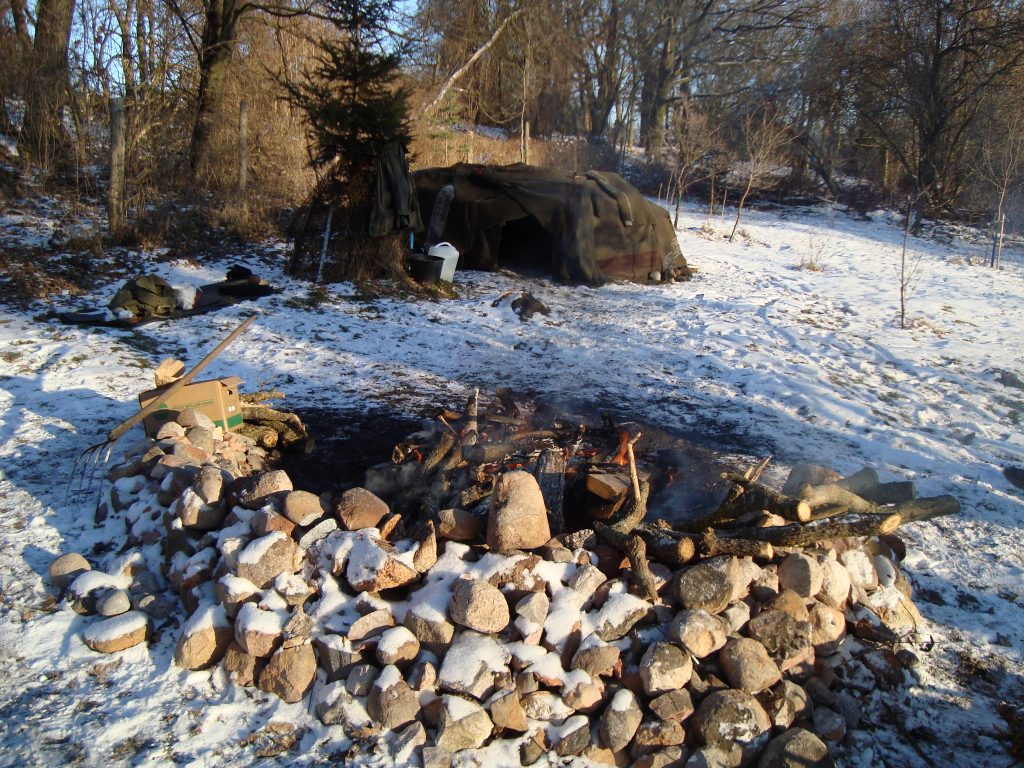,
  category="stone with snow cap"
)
[436,695,494,752]
[486,470,551,552]
[554,715,591,756]
[367,665,419,729]
[345,530,418,592]
[438,630,511,700]
[376,626,420,667]
[600,688,642,752]
[174,603,233,670]
[234,602,284,657]
[449,576,510,633]
[236,532,301,589]
[83,611,149,653]
[592,591,651,641]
